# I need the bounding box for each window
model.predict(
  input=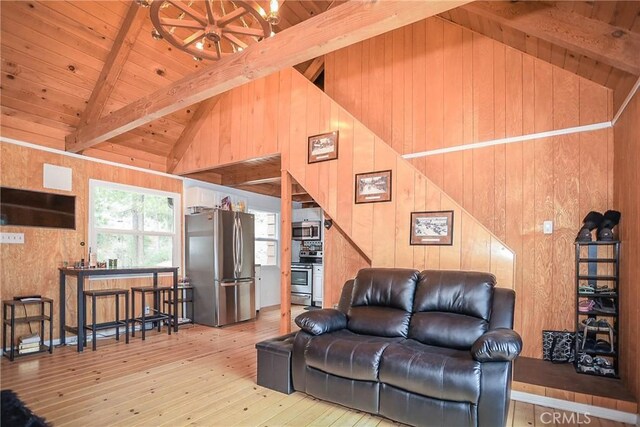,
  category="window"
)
[89,180,180,268]
[250,209,278,266]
